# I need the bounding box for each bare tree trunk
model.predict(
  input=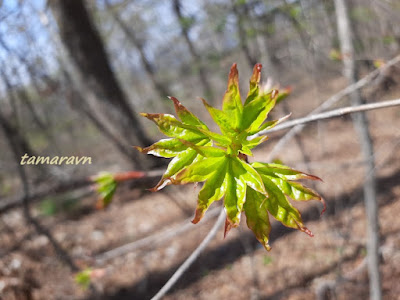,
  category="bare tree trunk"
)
[334,1,382,300]
[172,0,214,101]
[49,0,154,168]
